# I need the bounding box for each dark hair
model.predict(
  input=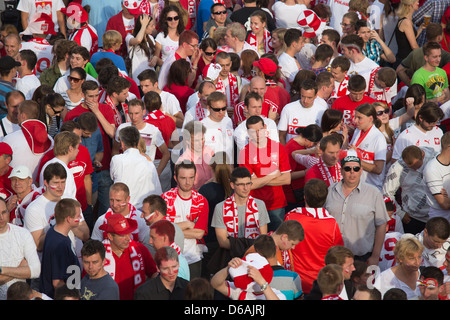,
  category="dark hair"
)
[133,14,155,57]
[167,58,191,89]
[383,288,407,300]
[142,194,167,215]
[330,55,351,71]
[355,103,381,128]
[19,49,37,70]
[420,266,444,285]
[118,125,141,148]
[143,91,162,112]
[77,111,98,133]
[319,133,343,151]
[321,109,344,133]
[245,115,264,129]
[300,78,318,94]
[244,91,263,108]
[97,65,119,88]
[304,179,328,207]
[70,66,87,81]
[423,41,442,56]
[70,46,90,61]
[54,284,80,300]
[81,80,99,93]
[404,84,426,108]
[425,217,450,240]
[43,162,67,182]
[284,28,302,47]
[106,76,131,96]
[314,44,334,62]
[230,166,252,183]
[138,69,158,84]
[295,124,323,142]
[348,74,366,92]
[416,101,444,125]
[158,5,185,37]
[81,239,106,260]
[254,234,277,259]
[291,69,316,97]
[174,160,197,177]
